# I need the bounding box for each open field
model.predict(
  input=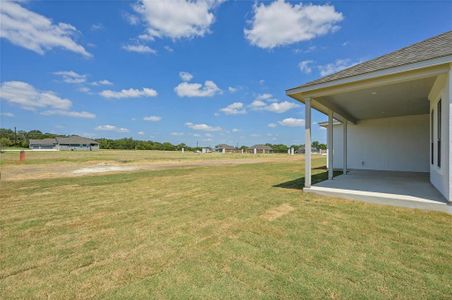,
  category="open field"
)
[1,151,451,298]
[0,150,300,181]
